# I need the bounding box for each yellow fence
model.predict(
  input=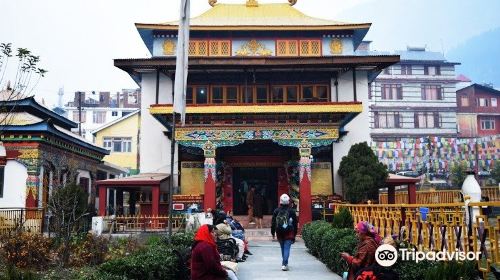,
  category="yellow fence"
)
[329,202,500,277]
[379,187,500,204]
[104,214,186,232]
[0,208,44,235]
